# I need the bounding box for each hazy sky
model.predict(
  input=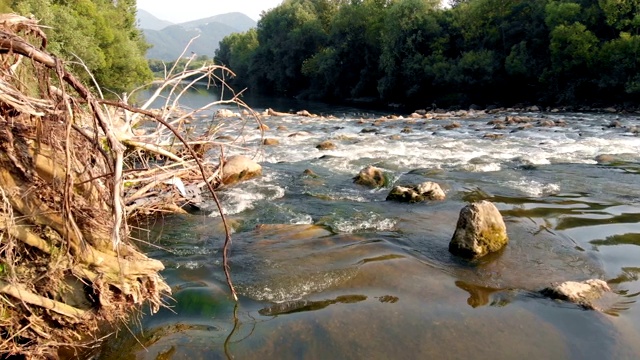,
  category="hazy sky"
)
[137,0,283,22]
